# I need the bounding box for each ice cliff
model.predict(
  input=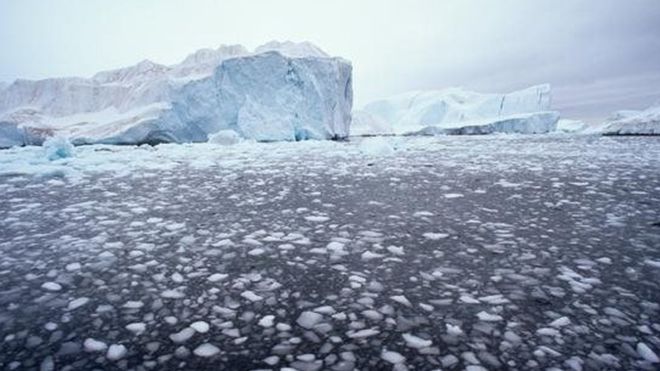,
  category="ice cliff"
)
[352,84,559,136]
[0,41,353,147]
